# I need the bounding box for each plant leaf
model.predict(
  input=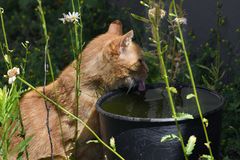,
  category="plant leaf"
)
[186,93,195,99]
[161,134,179,142]
[169,87,178,94]
[200,154,213,160]
[4,54,10,64]
[185,74,190,80]
[169,13,176,17]
[204,142,211,149]
[110,137,116,151]
[86,140,99,144]
[185,135,197,156]
[10,137,32,156]
[201,76,213,90]
[197,64,212,73]
[140,1,149,7]
[175,112,194,120]
[175,36,182,43]
[131,13,149,23]
[203,118,209,127]
[148,37,157,43]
